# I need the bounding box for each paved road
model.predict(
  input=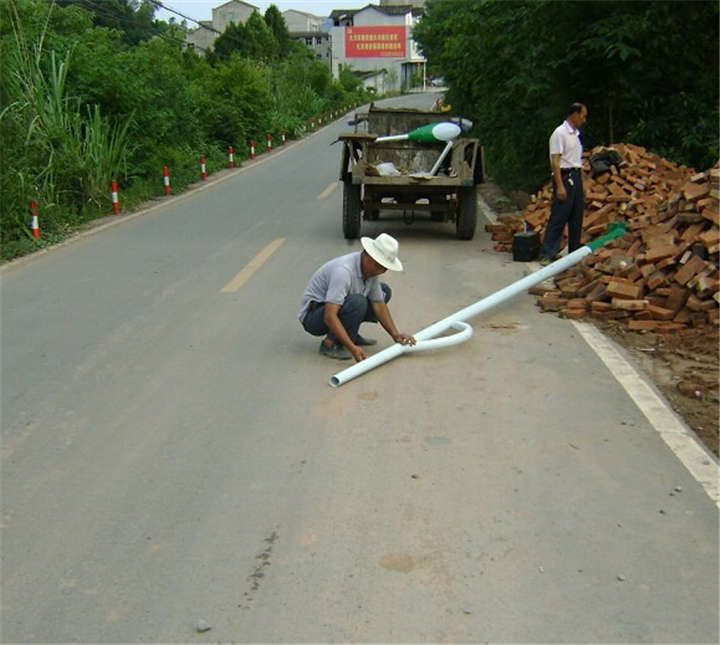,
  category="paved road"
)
[1,92,717,643]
